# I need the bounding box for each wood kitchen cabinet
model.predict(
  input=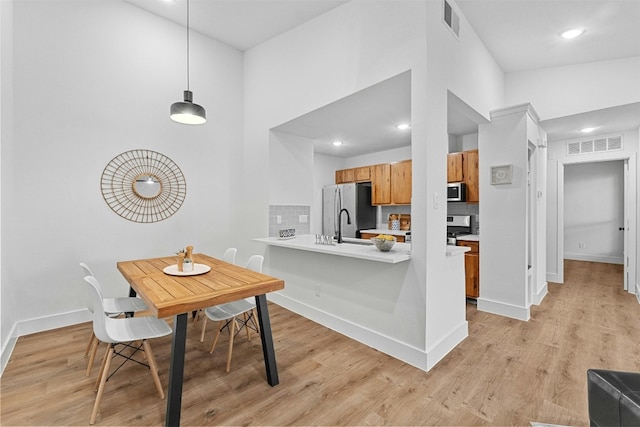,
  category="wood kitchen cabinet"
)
[391,160,412,204]
[360,232,406,243]
[463,149,479,203]
[457,240,479,298]
[354,166,371,182]
[447,152,464,183]
[371,163,391,204]
[371,161,411,205]
[447,150,479,203]
[335,166,371,184]
[335,168,354,184]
